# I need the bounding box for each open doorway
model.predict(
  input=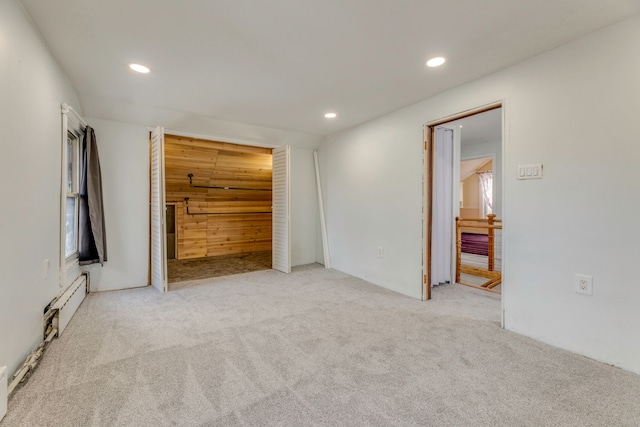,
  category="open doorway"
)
[425,105,503,319]
[163,134,273,289]
[457,154,502,292]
